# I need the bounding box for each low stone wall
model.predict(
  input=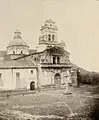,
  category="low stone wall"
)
[0,89,36,99]
[0,84,71,99]
[41,84,67,92]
